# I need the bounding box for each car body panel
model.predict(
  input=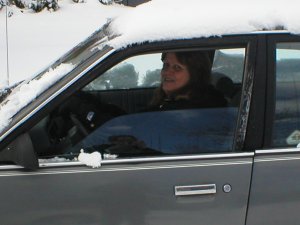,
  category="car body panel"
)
[0,153,253,225]
[246,149,300,225]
